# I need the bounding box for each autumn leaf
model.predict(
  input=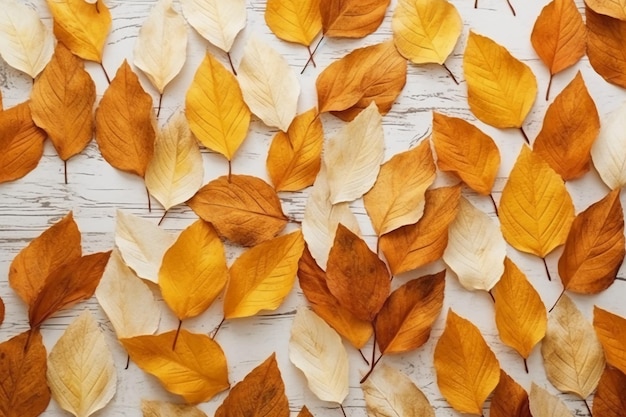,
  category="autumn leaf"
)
[593,306,626,374]
[46,0,111,62]
[558,189,625,294]
[188,175,288,247]
[289,308,349,404]
[533,72,600,180]
[160,220,228,320]
[490,370,531,417]
[499,146,574,258]
[185,53,250,160]
[266,108,323,192]
[265,0,322,46]
[95,60,155,177]
[463,31,537,129]
[529,383,573,417]
[379,185,461,275]
[375,271,445,355]
[431,112,500,195]
[443,197,506,291]
[591,101,626,189]
[586,7,626,89]
[47,311,116,417]
[316,42,406,120]
[542,295,605,399]
[141,400,208,417]
[593,366,626,417]
[123,330,229,403]
[180,0,245,53]
[320,0,390,38]
[0,330,50,417]
[586,0,626,21]
[326,224,390,322]
[297,407,313,417]
[224,230,304,319]
[434,309,500,415]
[364,140,436,235]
